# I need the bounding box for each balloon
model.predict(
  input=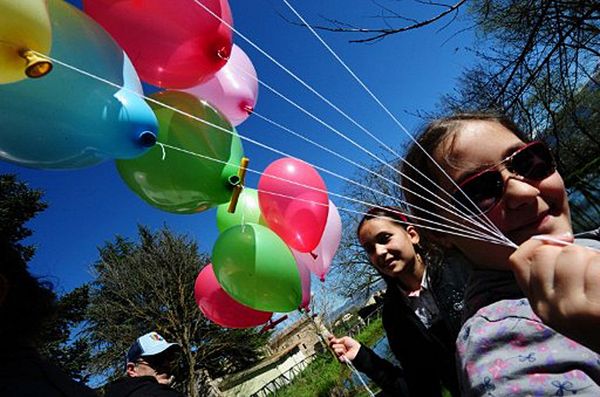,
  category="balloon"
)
[212,224,302,312]
[117,90,244,214]
[83,0,233,89]
[0,0,157,169]
[296,256,312,310]
[194,264,272,328]
[216,188,266,232]
[292,201,342,281]
[258,158,329,253]
[0,0,52,84]
[183,44,258,126]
